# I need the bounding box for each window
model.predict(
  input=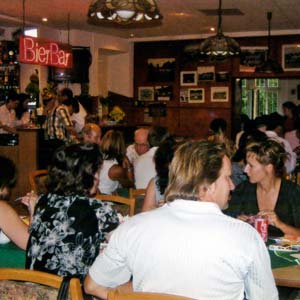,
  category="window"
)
[240,78,279,118]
